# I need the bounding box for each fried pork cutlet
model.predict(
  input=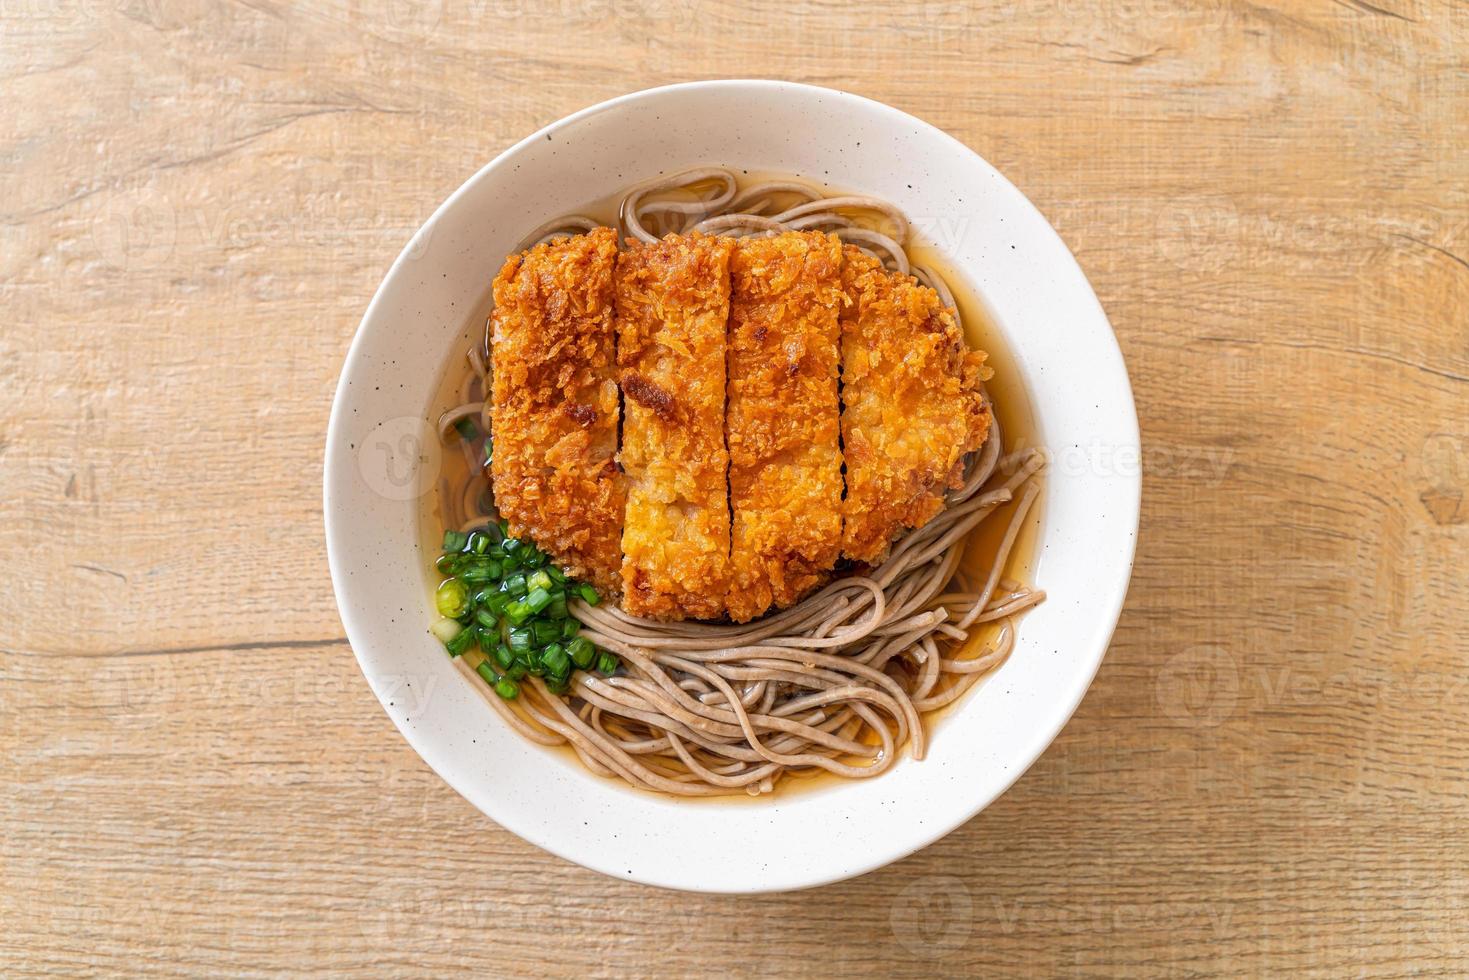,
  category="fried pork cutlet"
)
[489,227,624,595]
[615,233,735,620]
[838,246,992,565]
[724,231,845,622]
